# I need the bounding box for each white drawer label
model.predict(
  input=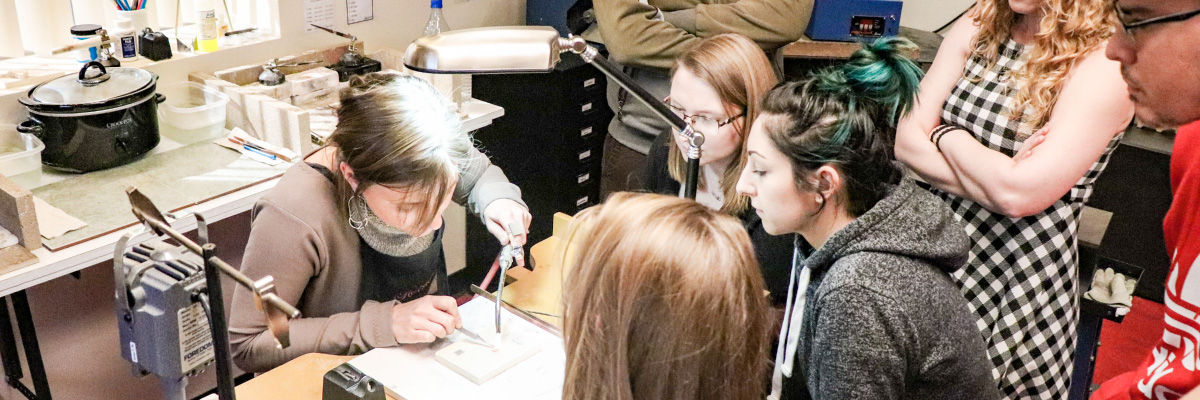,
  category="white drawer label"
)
[583,78,596,88]
[580,126,593,138]
[577,196,589,207]
[581,103,593,112]
[579,150,591,160]
[578,173,590,184]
